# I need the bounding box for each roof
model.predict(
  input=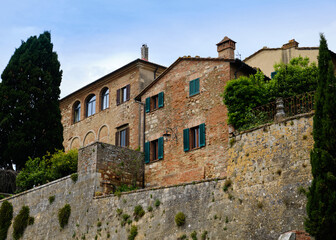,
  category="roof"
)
[135,57,258,101]
[60,59,166,101]
[243,46,336,62]
[216,36,236,46]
